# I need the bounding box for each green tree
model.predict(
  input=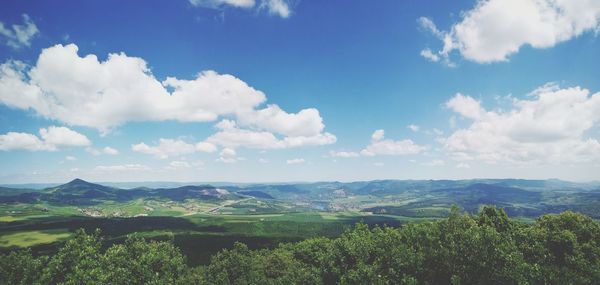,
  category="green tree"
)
[40,229,104,285]
[101,235,188,285]
[0,249,46,285]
